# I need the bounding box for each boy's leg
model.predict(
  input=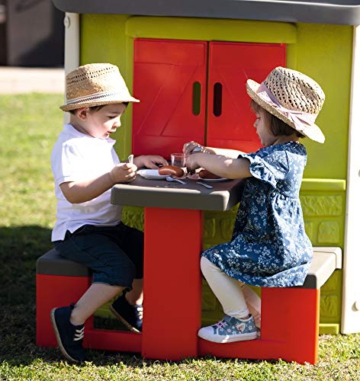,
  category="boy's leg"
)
[51,283,124,363]
[109,223,144,332]
[113,223,144,307]
[110,278,143,332]
[126,278,143,305]
[110,293,143,332]
[70,283,124,325]
[51,227,137,361]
